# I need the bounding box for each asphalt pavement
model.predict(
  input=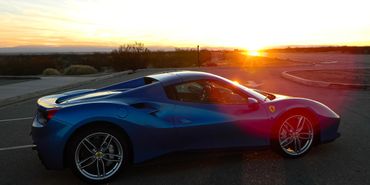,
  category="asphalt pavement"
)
[0,66,369,185]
